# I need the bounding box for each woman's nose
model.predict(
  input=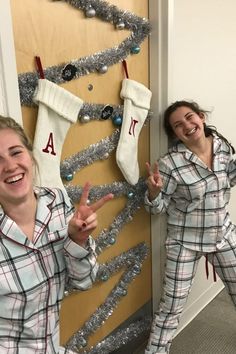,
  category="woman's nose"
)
[183,121,192,130]
[3,158,17,172]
